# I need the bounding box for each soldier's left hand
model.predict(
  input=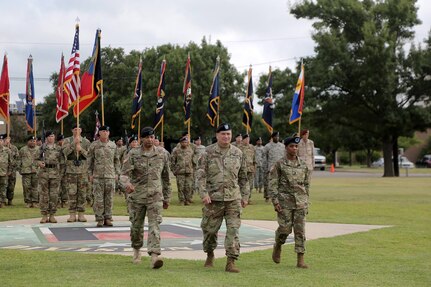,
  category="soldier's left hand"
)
[241,199,248,208]
[163,201,169,209]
